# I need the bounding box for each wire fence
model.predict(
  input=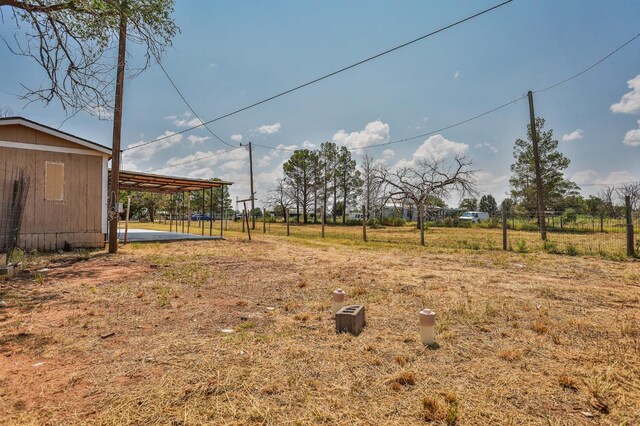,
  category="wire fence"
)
[505,214,637,258]
[0,166,31,264]
[220,212,638,259]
